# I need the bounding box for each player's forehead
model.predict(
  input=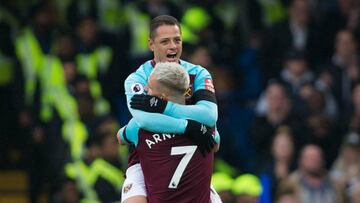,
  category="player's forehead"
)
[152,25,181,41]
